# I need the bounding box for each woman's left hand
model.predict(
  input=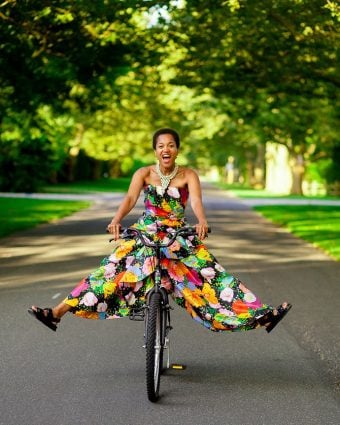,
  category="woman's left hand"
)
[106,222,121,240]
[195,222,209,240]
